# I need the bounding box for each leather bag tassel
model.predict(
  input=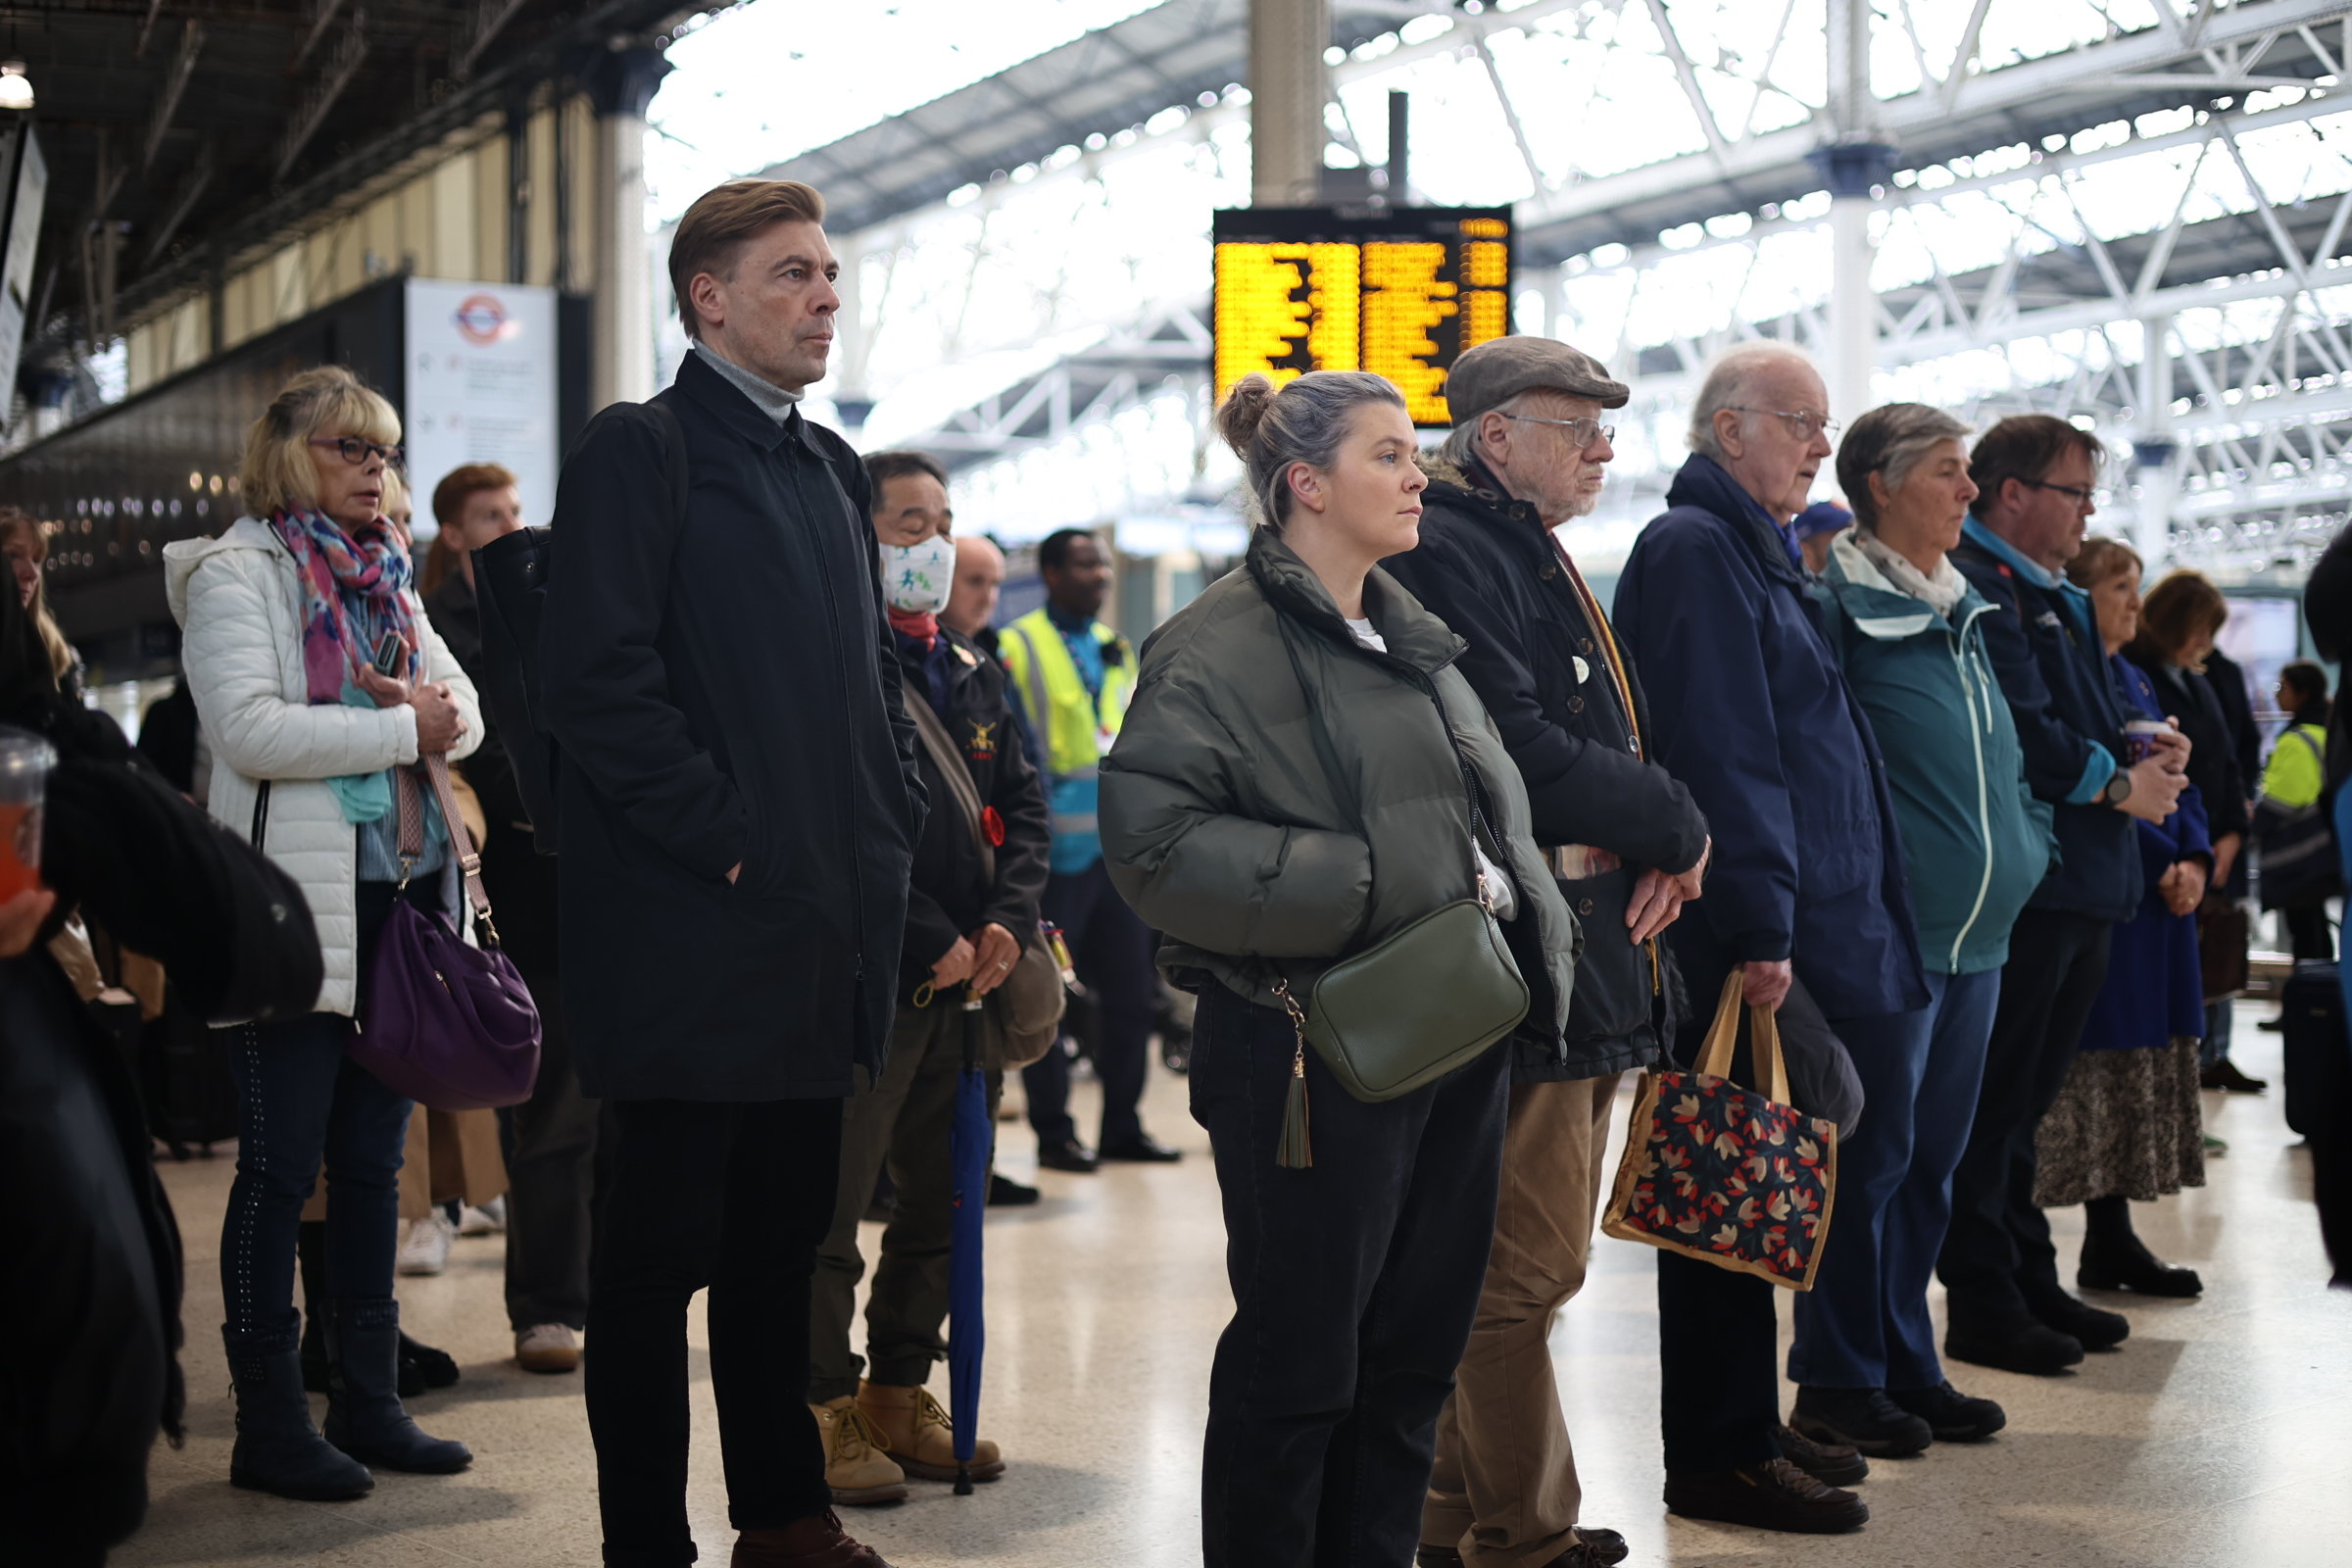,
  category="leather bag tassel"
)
[1274,982,1313,1169]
